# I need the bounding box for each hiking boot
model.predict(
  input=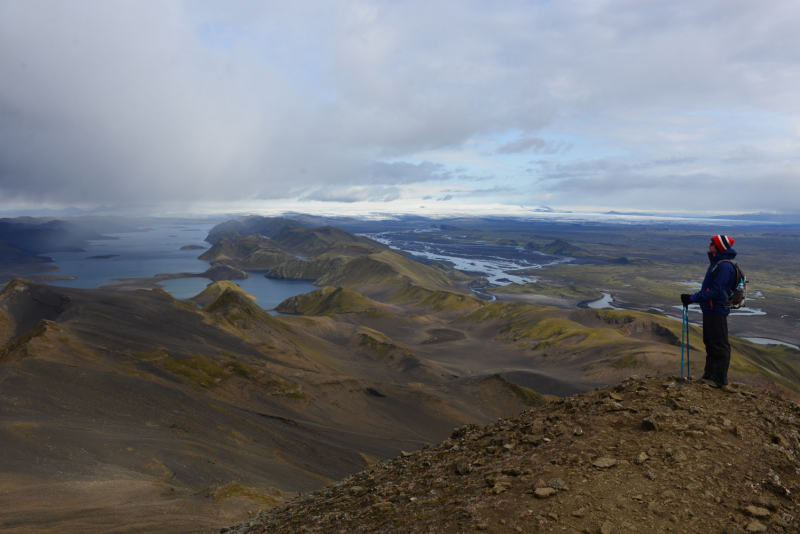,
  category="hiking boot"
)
[699,378,721,388]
